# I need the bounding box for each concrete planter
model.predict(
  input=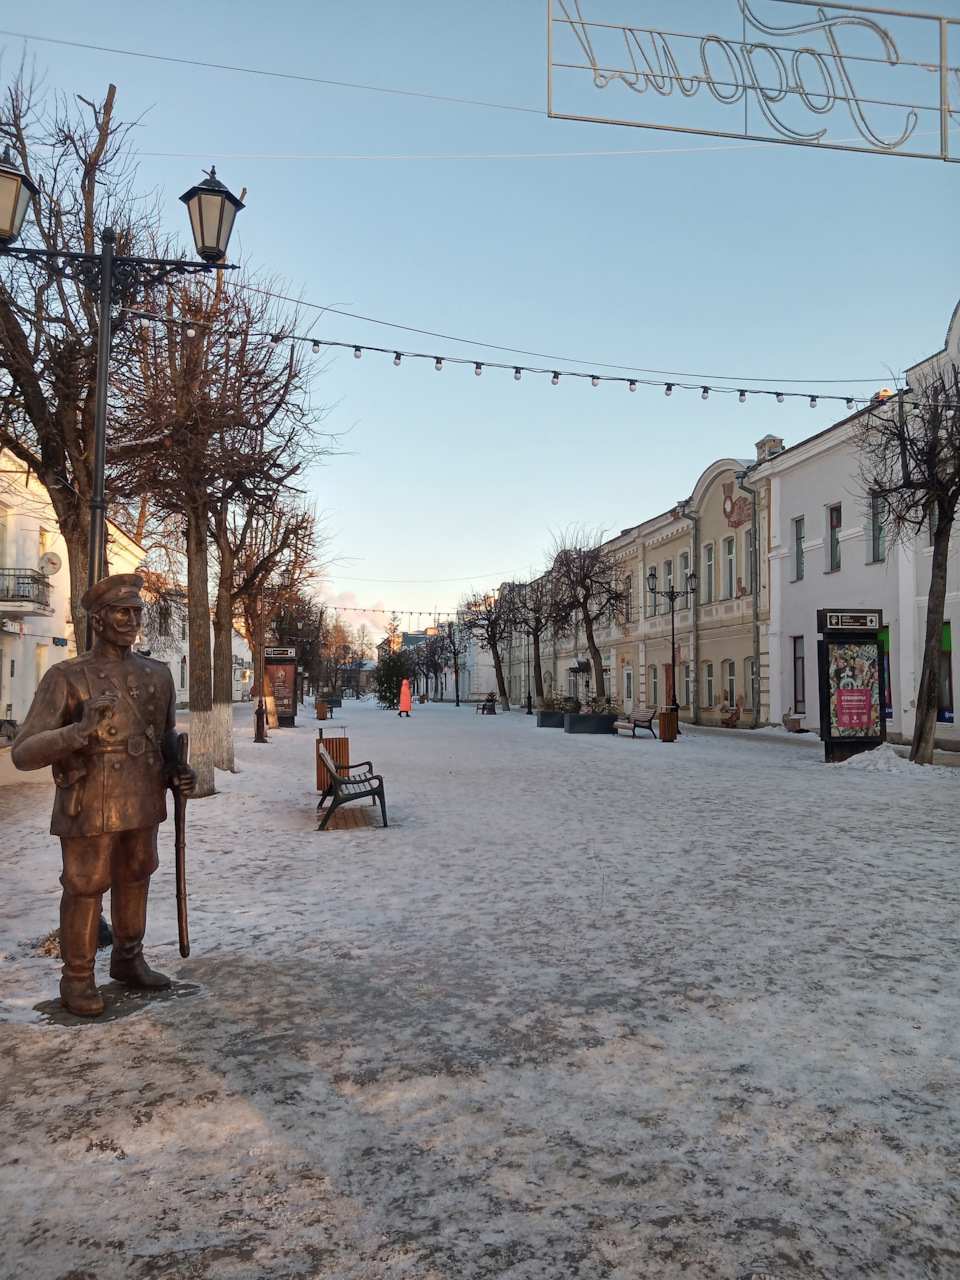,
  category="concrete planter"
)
[536,710,565,728]
[563,713,618,735]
